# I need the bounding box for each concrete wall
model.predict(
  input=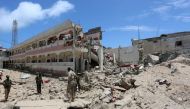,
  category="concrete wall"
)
[106,46,139,64]
[132,32,190,56]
